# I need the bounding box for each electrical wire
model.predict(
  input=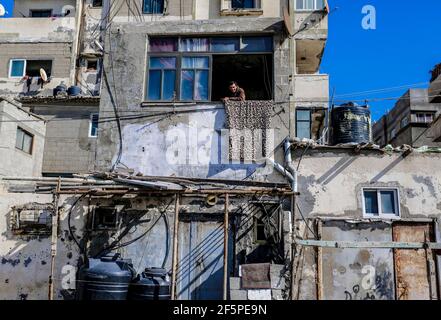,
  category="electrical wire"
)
[296,202,317,239]
[67,193,89,253]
